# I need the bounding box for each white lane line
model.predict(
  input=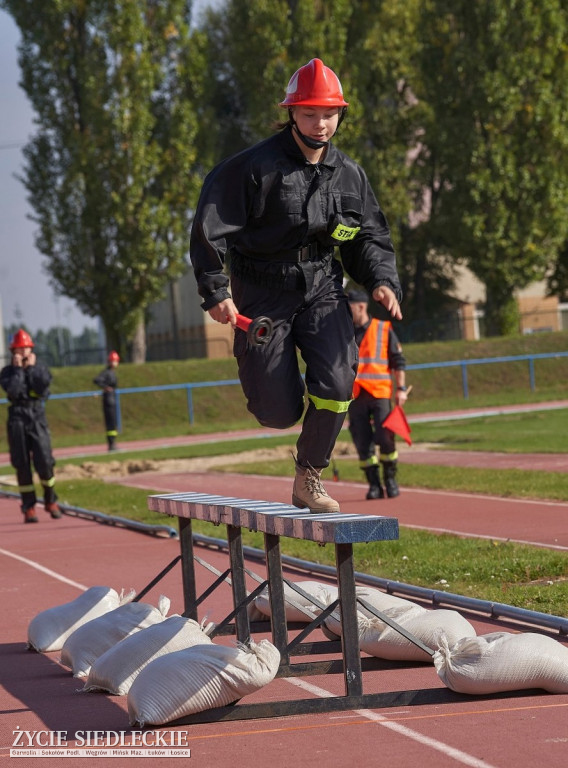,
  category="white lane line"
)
[285,677,500,768]
[398,524,568,551]
[401,486,568,507]
[0,547,87,591]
